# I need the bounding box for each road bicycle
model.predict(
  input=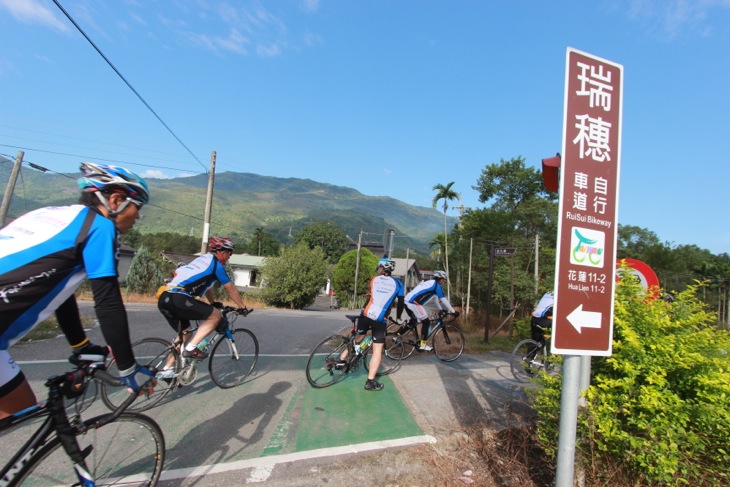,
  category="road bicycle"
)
[509,322,559,382]
[385,311,465,362]
[0,360,164,486]
[100,306,258,412]
[305,314,405,388]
